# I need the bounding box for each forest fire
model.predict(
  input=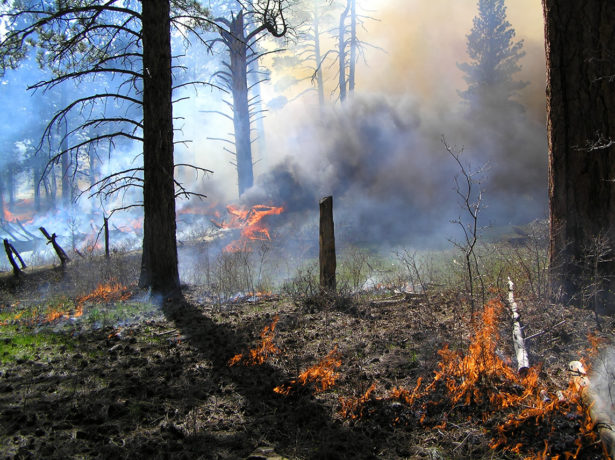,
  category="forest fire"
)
[212,204,284,252]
